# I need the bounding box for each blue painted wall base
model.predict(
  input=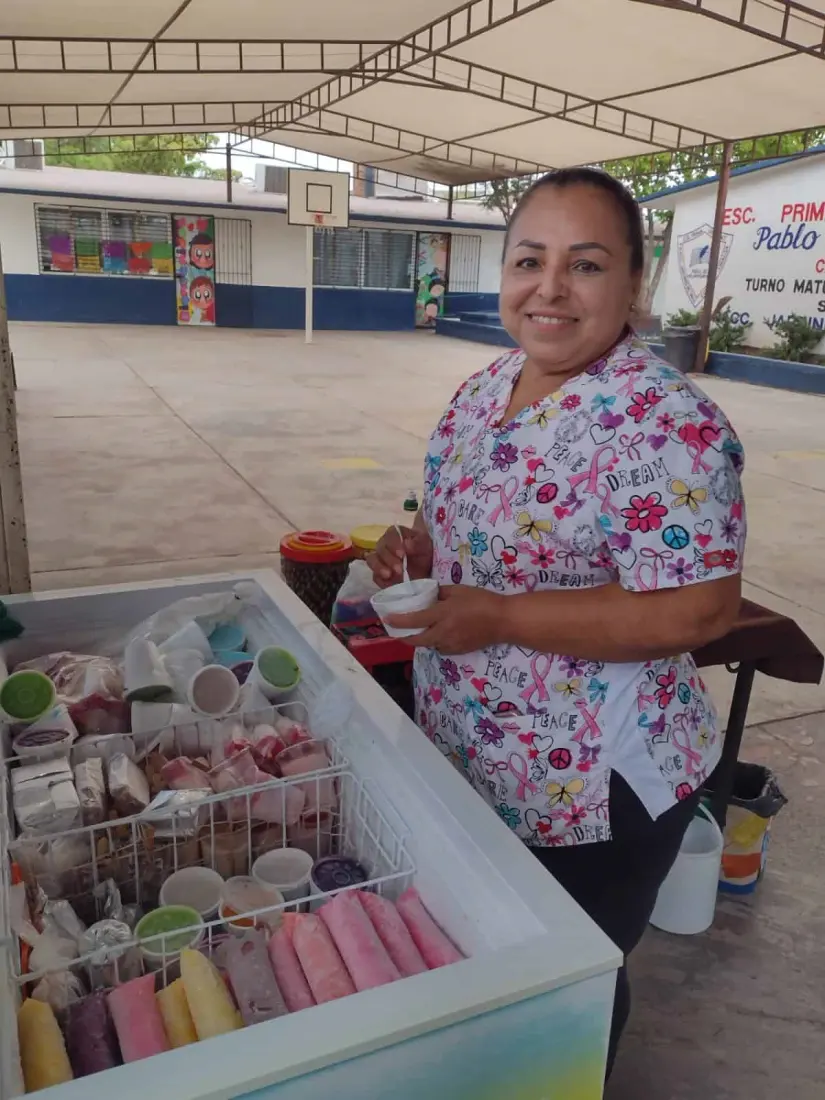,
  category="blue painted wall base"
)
[6,274,417,332]
[437,318,825,394]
